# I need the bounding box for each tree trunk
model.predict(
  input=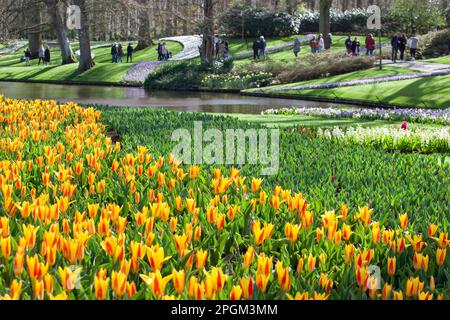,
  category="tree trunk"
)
[136,0,152,50]
[200,0,215,64]
[27,3,42,58]
[319,0,333,35]
[44,0,76,65]
[75,0,94,72]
